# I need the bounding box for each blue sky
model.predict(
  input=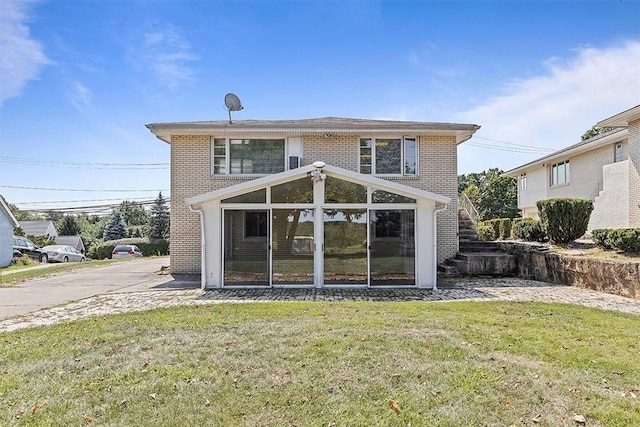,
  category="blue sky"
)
[1,0,639,213]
